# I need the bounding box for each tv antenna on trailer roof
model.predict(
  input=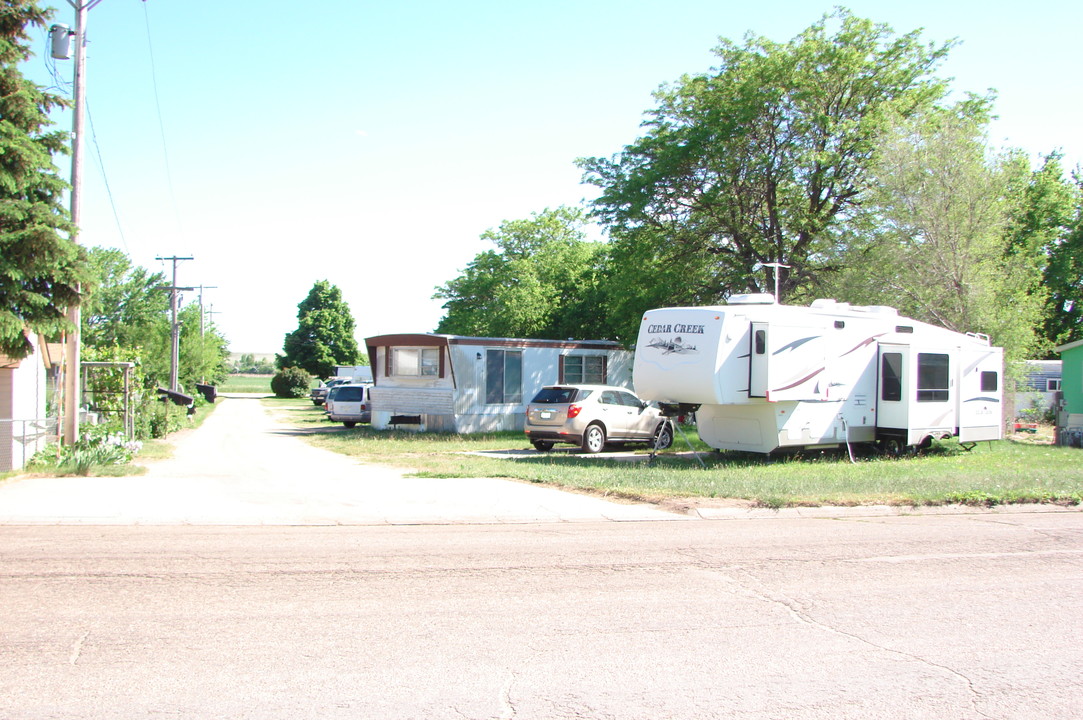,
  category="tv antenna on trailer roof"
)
[759,262,790,304]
